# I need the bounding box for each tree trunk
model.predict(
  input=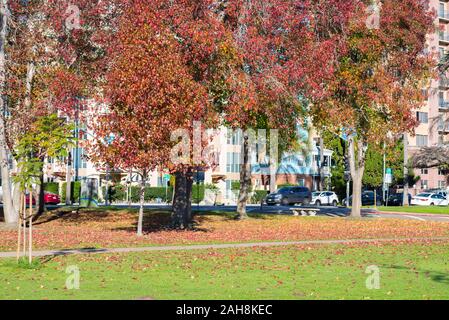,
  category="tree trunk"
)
[349,137,366,218]
[35,171,46,218]
[269,130,279,194]
[172,171,188,229]
[185,170,194,228]
[237,134,251,220]
[403,134,409,207]
[137,172,146,237]
[0,0,16,224]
